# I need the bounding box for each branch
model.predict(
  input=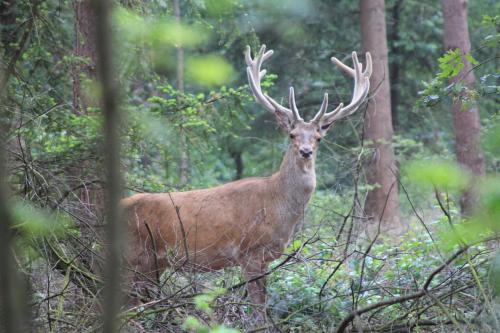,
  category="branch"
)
[334,245,469,333]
